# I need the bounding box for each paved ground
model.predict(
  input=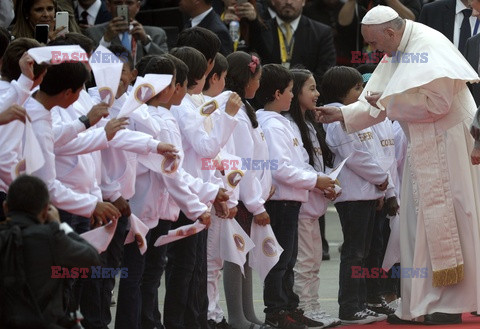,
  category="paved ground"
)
[109,205,343,328]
